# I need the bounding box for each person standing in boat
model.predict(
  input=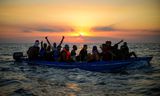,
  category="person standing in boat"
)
[71,45,78,61]
[45,36,65,61]
[45,37,54,61]
[60,44,71,62]
[27,40,40,60]
[120,42,137,59]
[54,36,65,60]
[79,45,88,62]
